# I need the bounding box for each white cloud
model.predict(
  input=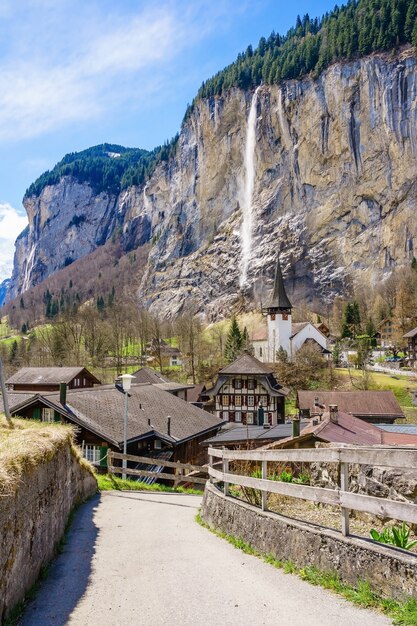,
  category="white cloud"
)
[0,2,227,142]
[0,203,28,281]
